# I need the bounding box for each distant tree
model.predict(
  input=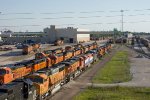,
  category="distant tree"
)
[113,28,121,37]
